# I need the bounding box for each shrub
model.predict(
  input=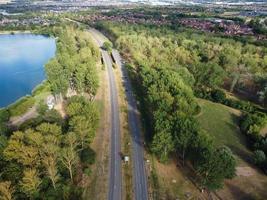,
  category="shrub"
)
[0,109,10,135]
[0,109,10,122]
[80,147,96,165]
[240,113,267,135]
[37,101,48,115]
[253,150,266,167]
[83,167,92,176]
[211,89,226,103]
